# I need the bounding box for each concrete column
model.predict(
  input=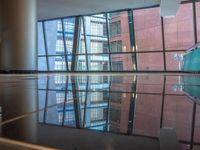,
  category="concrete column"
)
[0,0,37,71]
[0,0,2,48]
